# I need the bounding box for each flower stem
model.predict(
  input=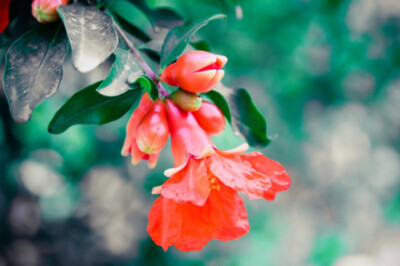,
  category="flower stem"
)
[114,23,169,97]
